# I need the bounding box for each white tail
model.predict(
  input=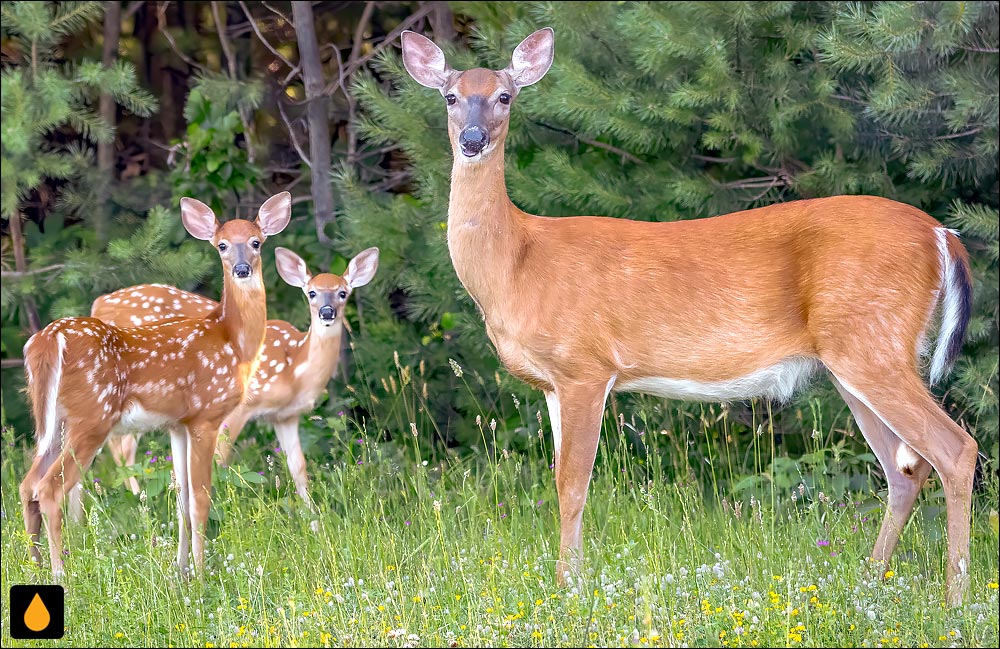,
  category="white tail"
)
[88,247,380,508]
[20,192,290,578]
[401,28,977,605]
